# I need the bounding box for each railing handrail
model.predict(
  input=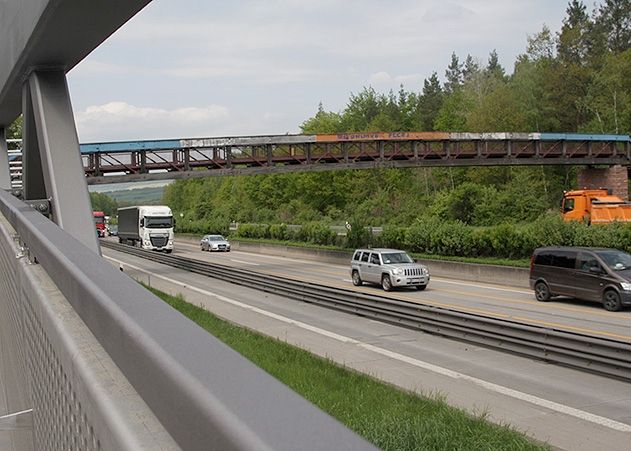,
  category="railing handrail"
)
[0,189,374,451]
